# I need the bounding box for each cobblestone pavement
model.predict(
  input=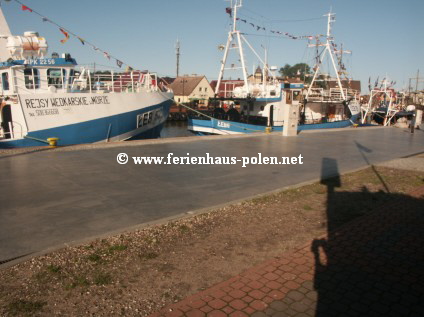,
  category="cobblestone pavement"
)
[150,185,424,317]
